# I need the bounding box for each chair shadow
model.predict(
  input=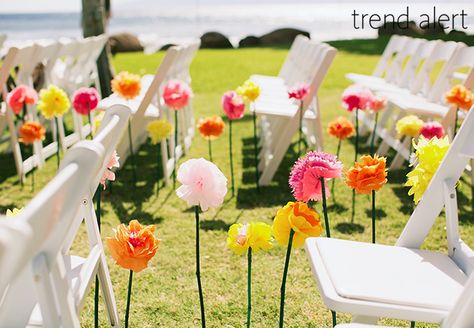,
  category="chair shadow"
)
[335,222,365,234]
